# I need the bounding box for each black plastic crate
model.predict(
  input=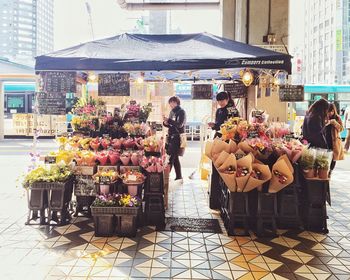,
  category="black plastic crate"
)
[304,206,328,233]
[225,192,250,236]
[75,195,95,217]
[92,214,116,237]
[144,194,165,226]
[116,215,138,237]
[277,185,302,229]
[256,192,277,237]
